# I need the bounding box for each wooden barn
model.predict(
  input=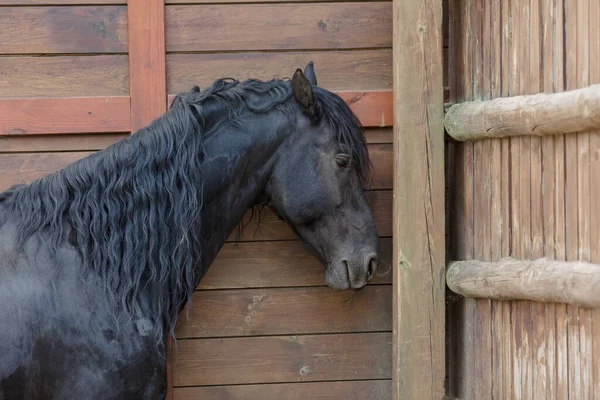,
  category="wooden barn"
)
[1,0,599,399]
